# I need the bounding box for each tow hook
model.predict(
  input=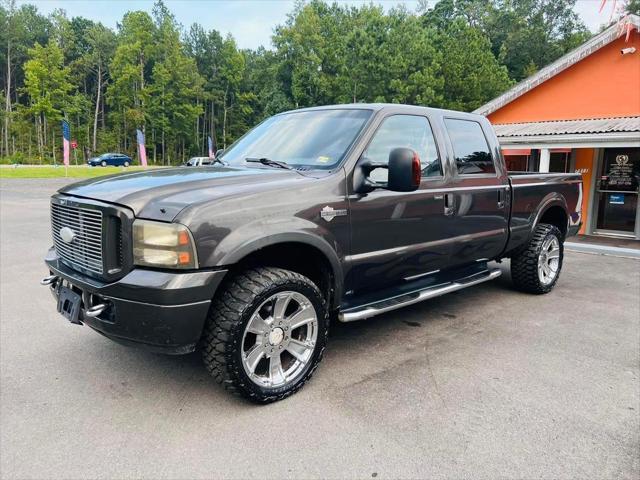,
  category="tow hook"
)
[40,274,59,286]
[85,303,108,318]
